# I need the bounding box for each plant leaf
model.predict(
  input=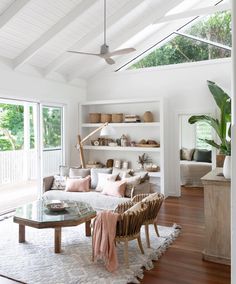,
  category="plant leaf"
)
[188,115,222,141]
[202,139,220,149]
[207,80,231,115]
